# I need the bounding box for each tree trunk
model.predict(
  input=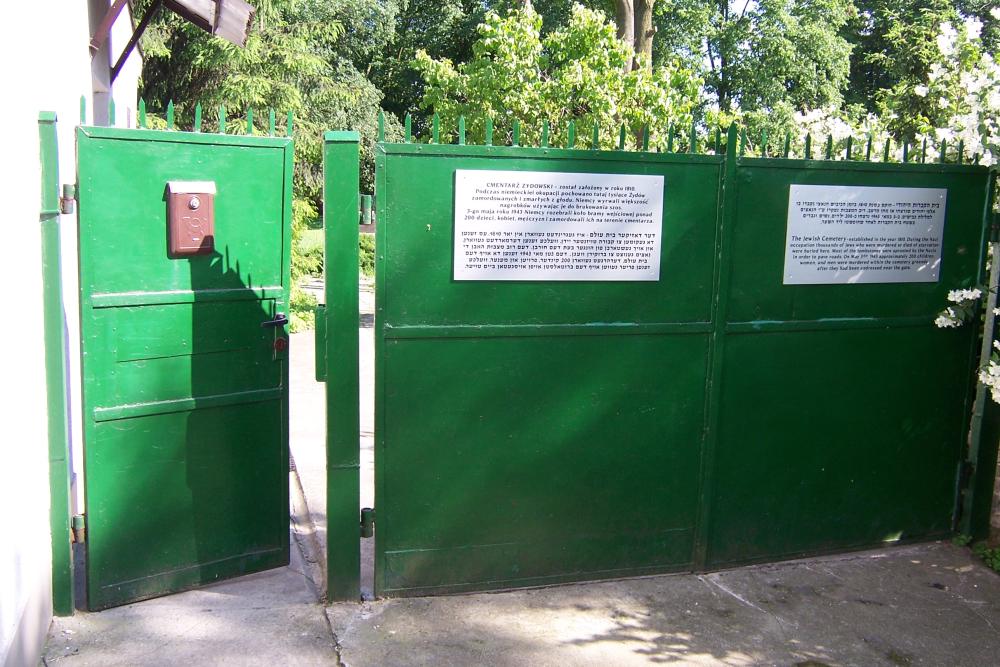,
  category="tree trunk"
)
[615,0,635,71]
[634,0,654,70]
[716,0,729,112]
